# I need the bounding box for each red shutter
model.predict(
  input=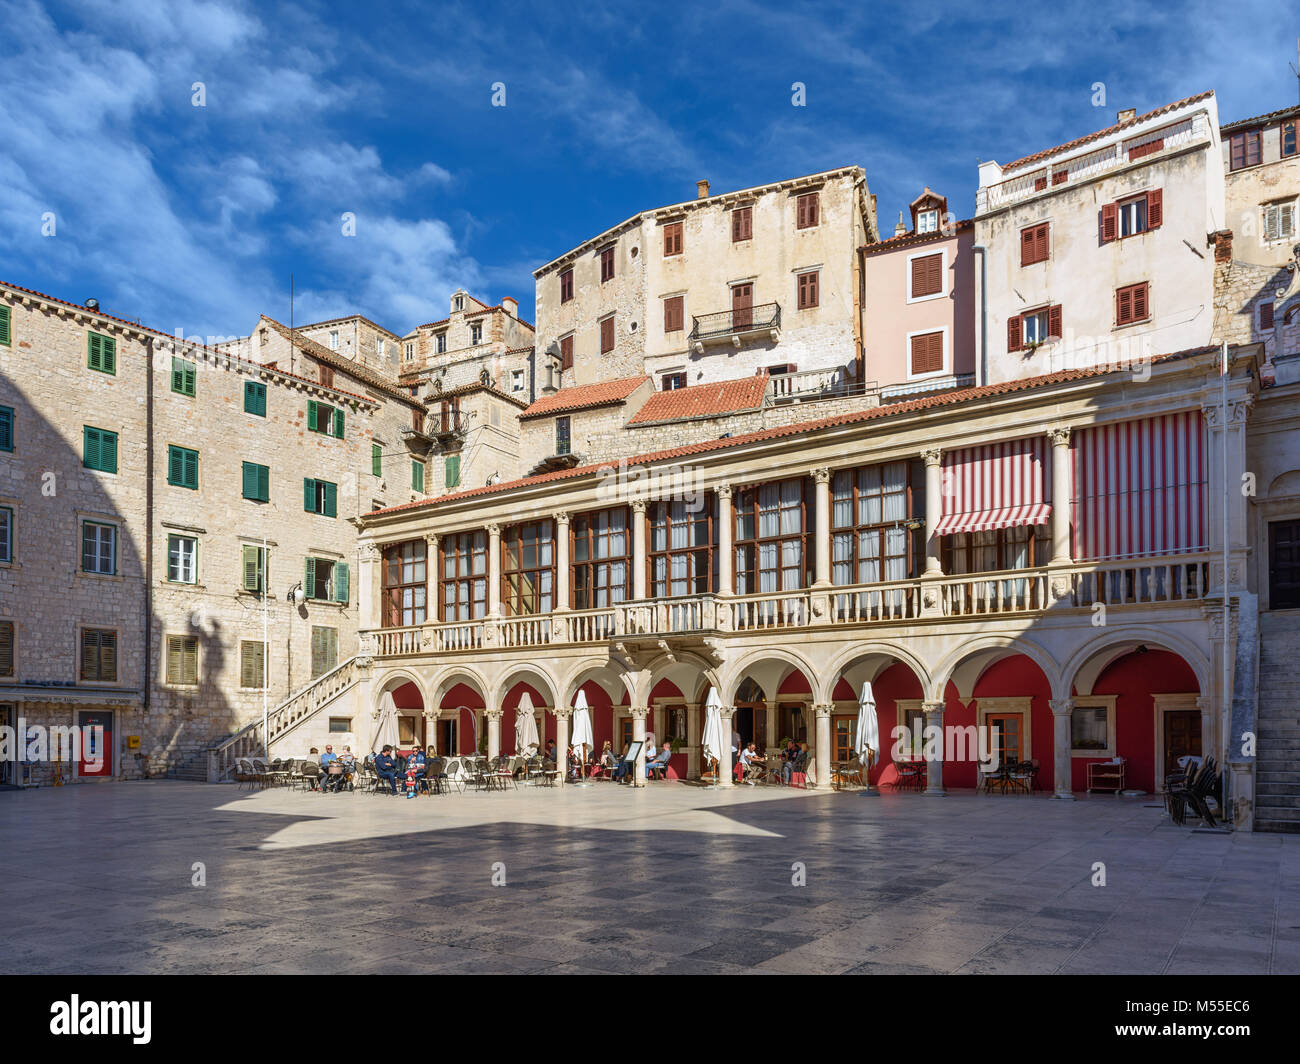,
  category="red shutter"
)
[1037,223,1050,263]
[1261,301,1275,330]
[1048,304,1062,339]
[911,253,942,296]
[1052,170,1067,186]
[1133,283,1149,321]
[1034,175,1047,192]
[560,335,573,370]
[1020,227,1036,266]
[910,332,943,374]
[600,317,615,353]
[1116,287,1132,325]
[1007,314,1022,352]
[1146,188,1163,230]
[1101,202,1118,243]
